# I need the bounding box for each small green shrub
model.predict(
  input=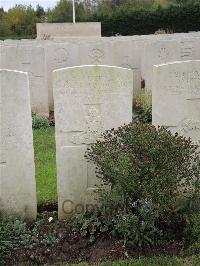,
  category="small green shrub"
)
[113,197,160,246]
[86,123,199,215]
[72,189,125,243]
[32,114,49,129]
[134,89,152,123]
[182,212,200,255]
[40,233,60,246]
[0,216,27,264]
[0,240,12,265]
[0,215,60,263]
[72,123,199,247]
[72,189,161,246]
[184,242,200,255]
